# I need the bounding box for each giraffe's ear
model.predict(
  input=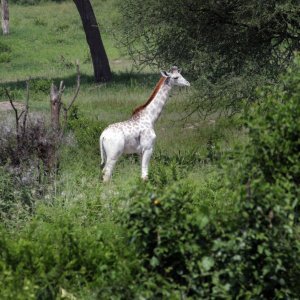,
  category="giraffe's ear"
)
[160,70,170,78]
